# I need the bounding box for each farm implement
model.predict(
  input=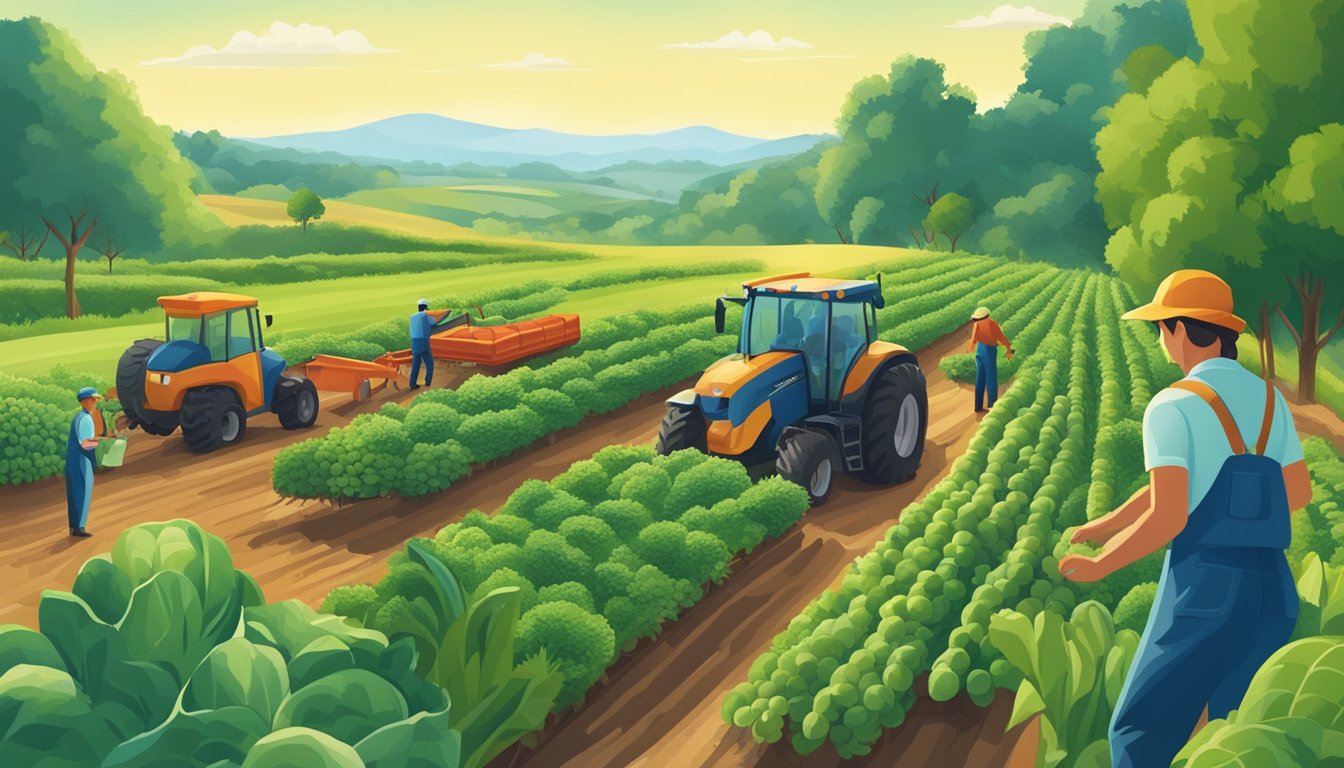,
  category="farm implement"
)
[657,272,928,504]
[115,291,580,453]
